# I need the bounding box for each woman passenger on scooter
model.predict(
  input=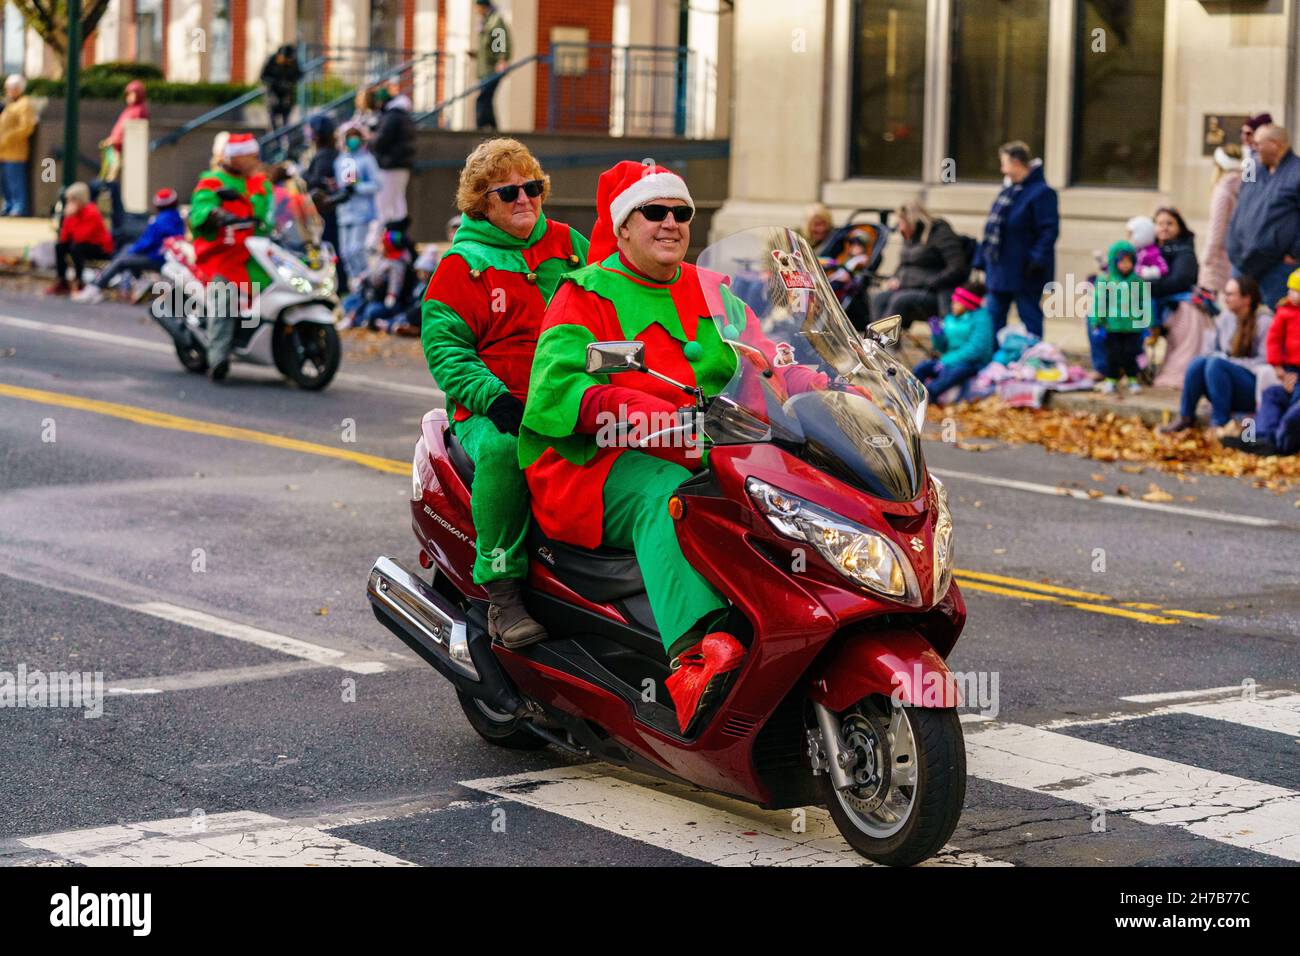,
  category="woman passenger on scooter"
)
[520,162,828,735]
[421,138,589,649]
